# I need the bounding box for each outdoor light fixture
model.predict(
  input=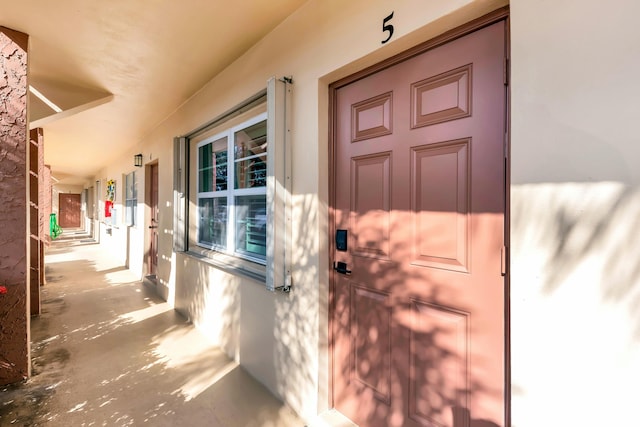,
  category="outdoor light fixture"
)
[134,153,143,167]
